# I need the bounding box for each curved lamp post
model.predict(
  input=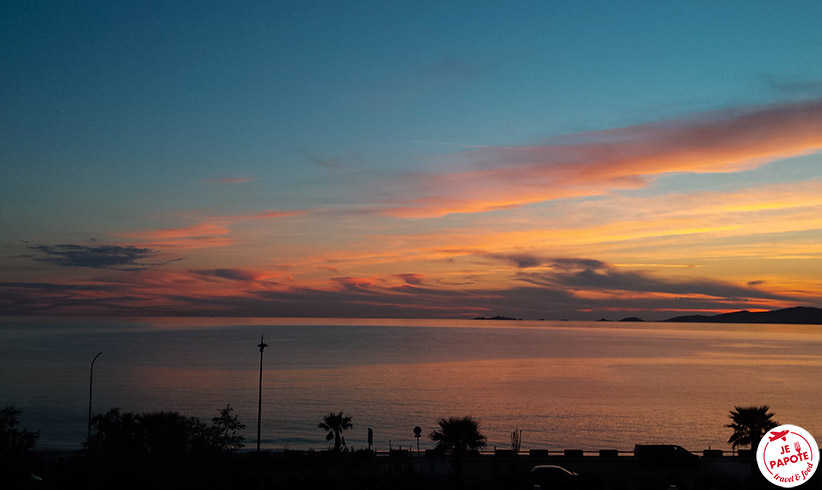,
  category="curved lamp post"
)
[256,335,268,452]
[87,352,102,444]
